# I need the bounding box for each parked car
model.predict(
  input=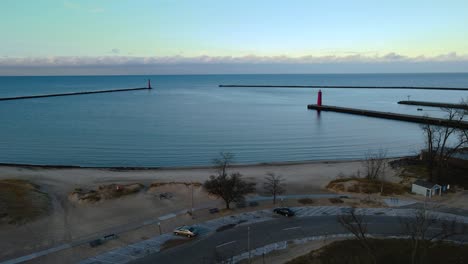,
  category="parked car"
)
[173,226,198,237]
[273,207,295,217]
